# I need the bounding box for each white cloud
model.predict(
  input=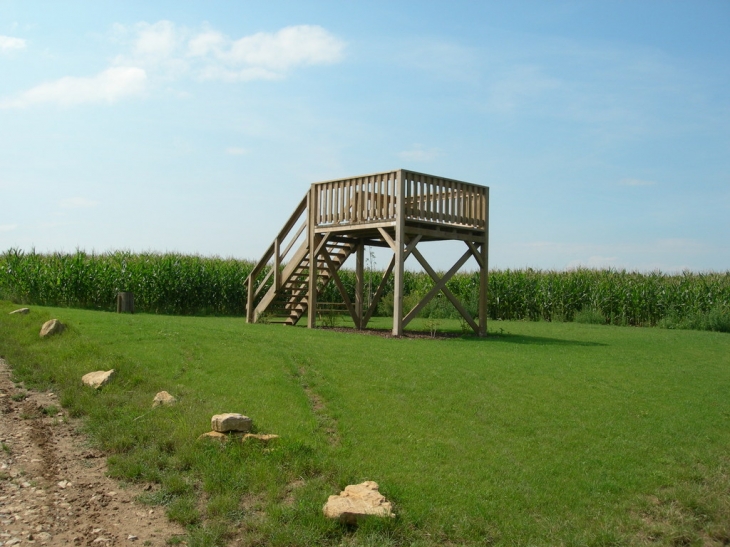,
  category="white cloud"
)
[199,66,280,82]
[111,20,189,79]
[59,197,99,209]
[619,177,656,186]
[0,66,147,109]
[1,21,344,109]
[114,22,345,82]
[398,145,441,162]
[225,147,250,156]
[0,35,26,53]
[0,224,18,232]
[224,25,345,70]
